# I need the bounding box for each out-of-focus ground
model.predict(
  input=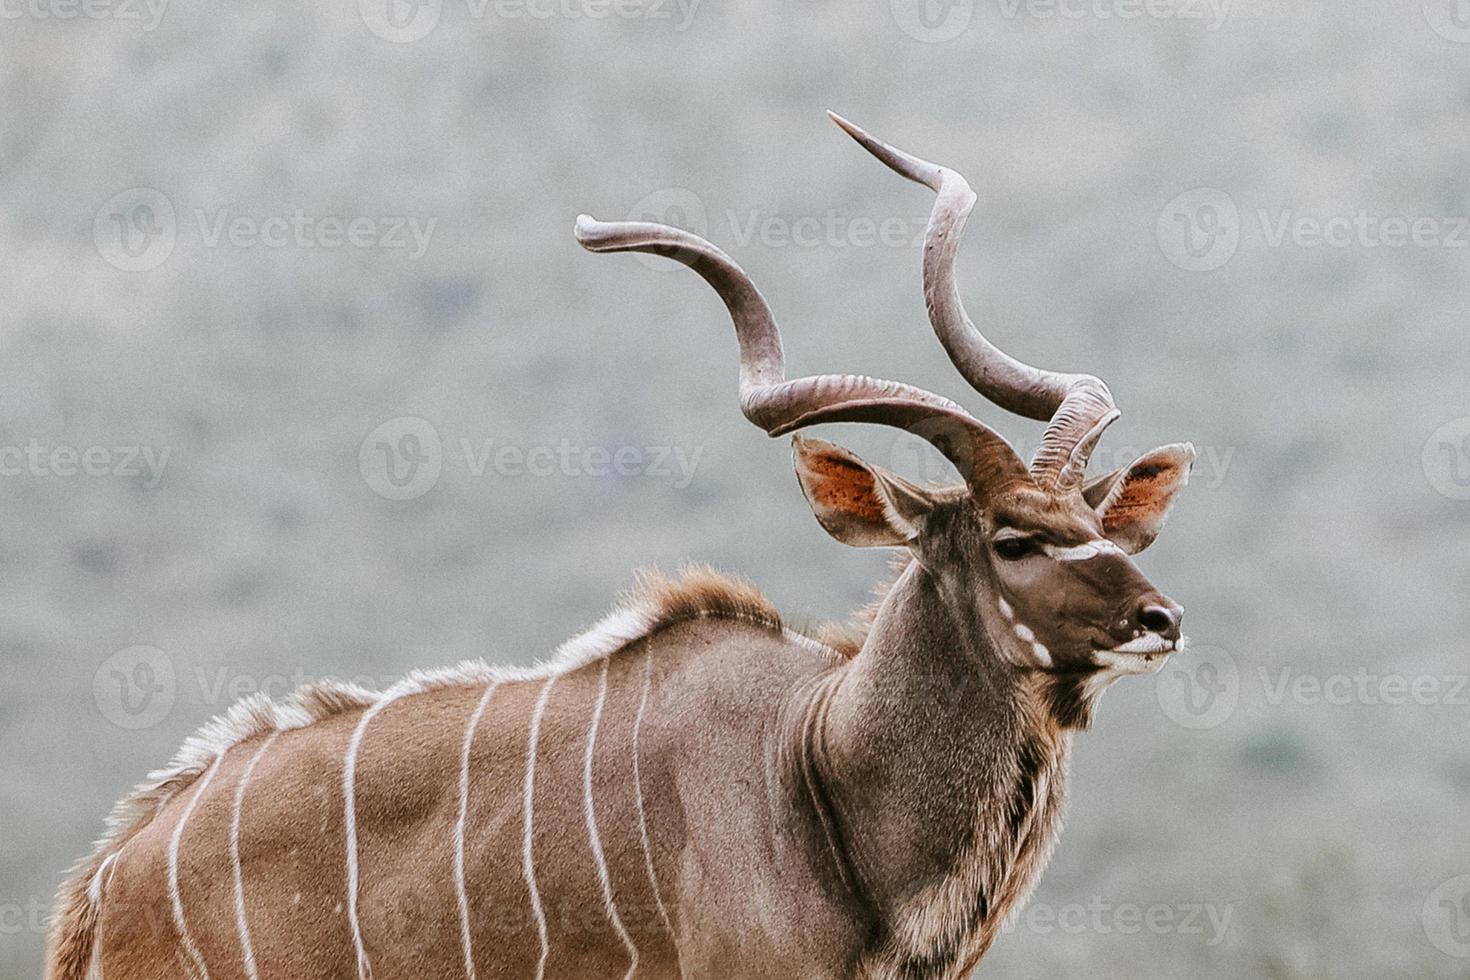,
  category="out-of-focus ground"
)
[2,1,1469,976]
